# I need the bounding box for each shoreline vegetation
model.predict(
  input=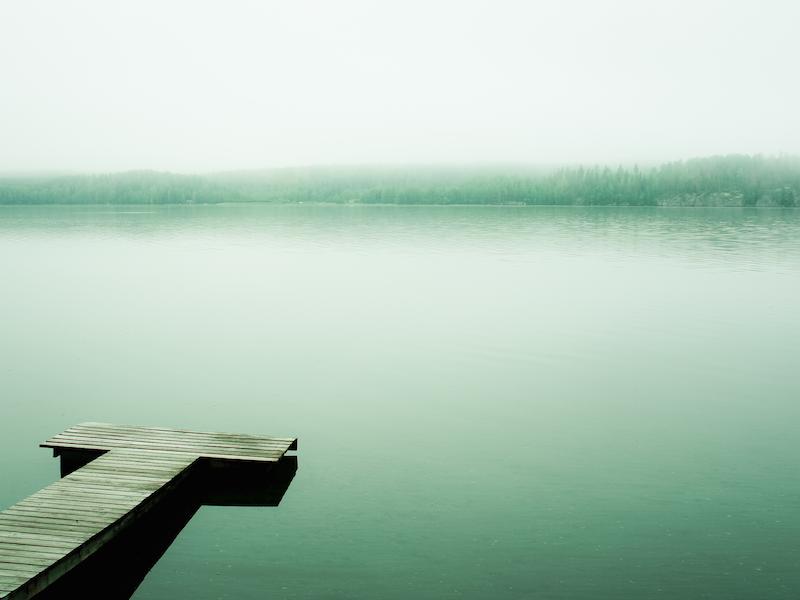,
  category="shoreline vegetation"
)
[0,154,798,207]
